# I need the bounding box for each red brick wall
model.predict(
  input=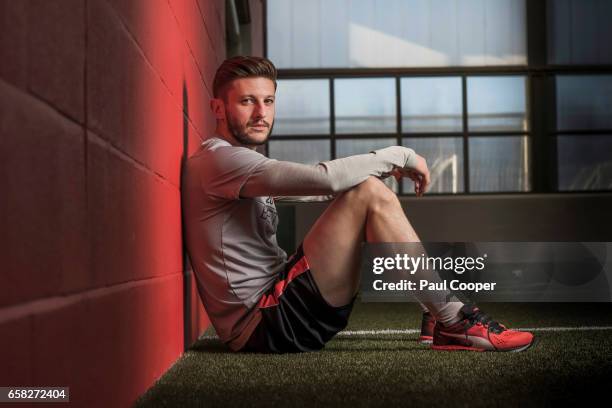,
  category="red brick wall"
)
[0,1,262,406]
